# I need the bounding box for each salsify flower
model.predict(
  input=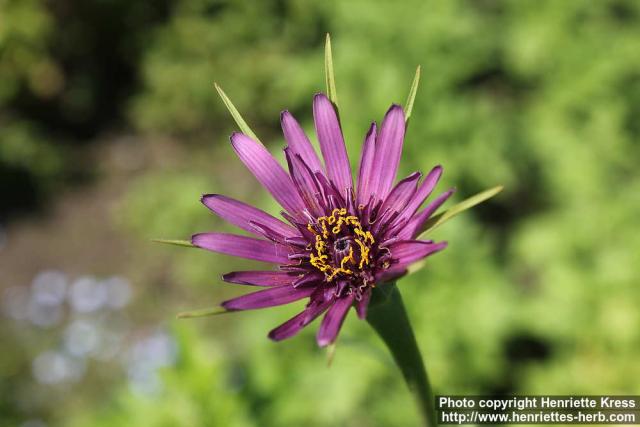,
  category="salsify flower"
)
[192,93,453,347]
